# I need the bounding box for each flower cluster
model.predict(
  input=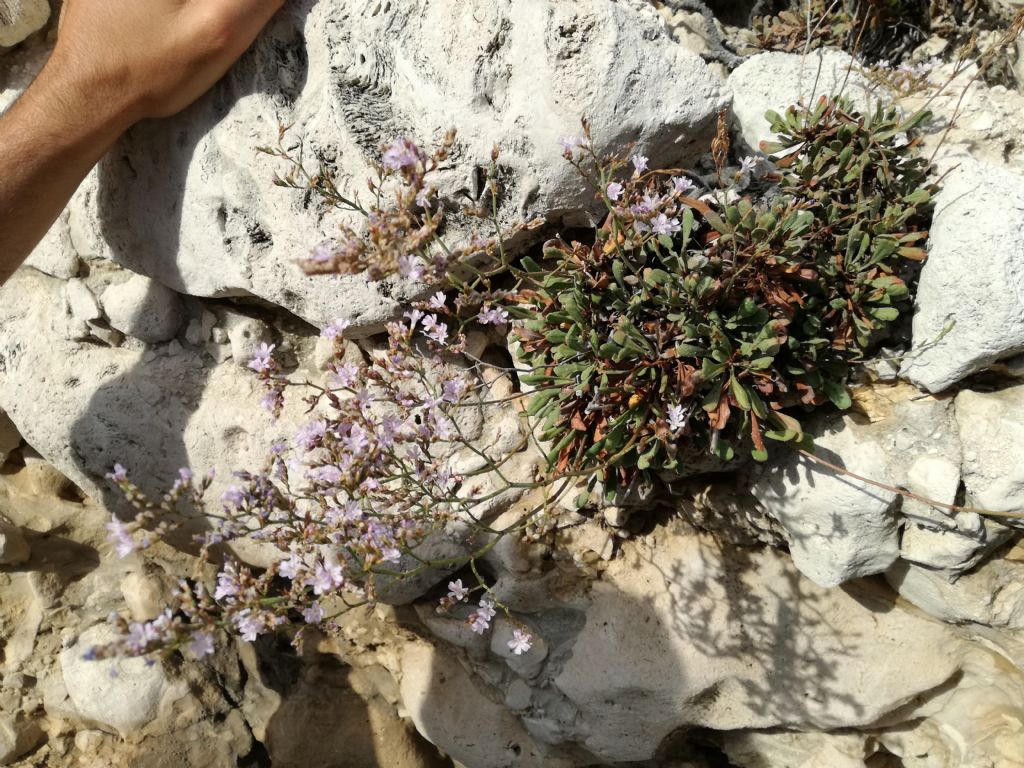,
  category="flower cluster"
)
[98,252,545,658]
